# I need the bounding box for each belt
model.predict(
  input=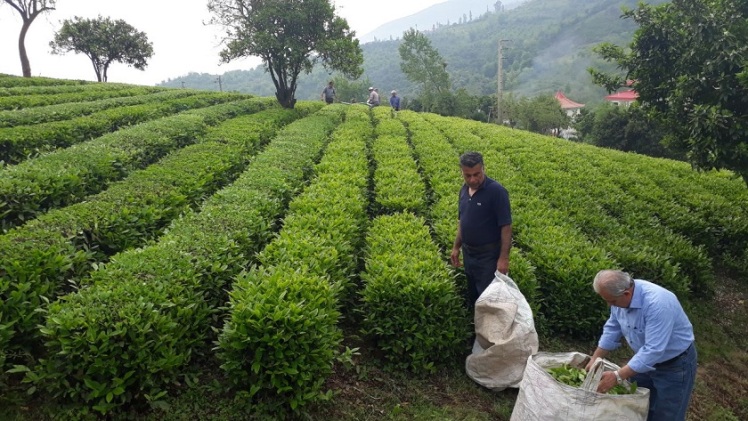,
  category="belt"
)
[655,343,693,367]
[462,242,500,253]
